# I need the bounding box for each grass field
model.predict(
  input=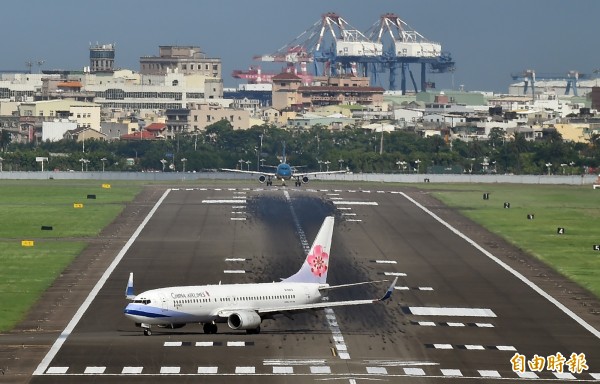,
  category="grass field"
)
[0,180,141,331]
[421,184,600,298]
